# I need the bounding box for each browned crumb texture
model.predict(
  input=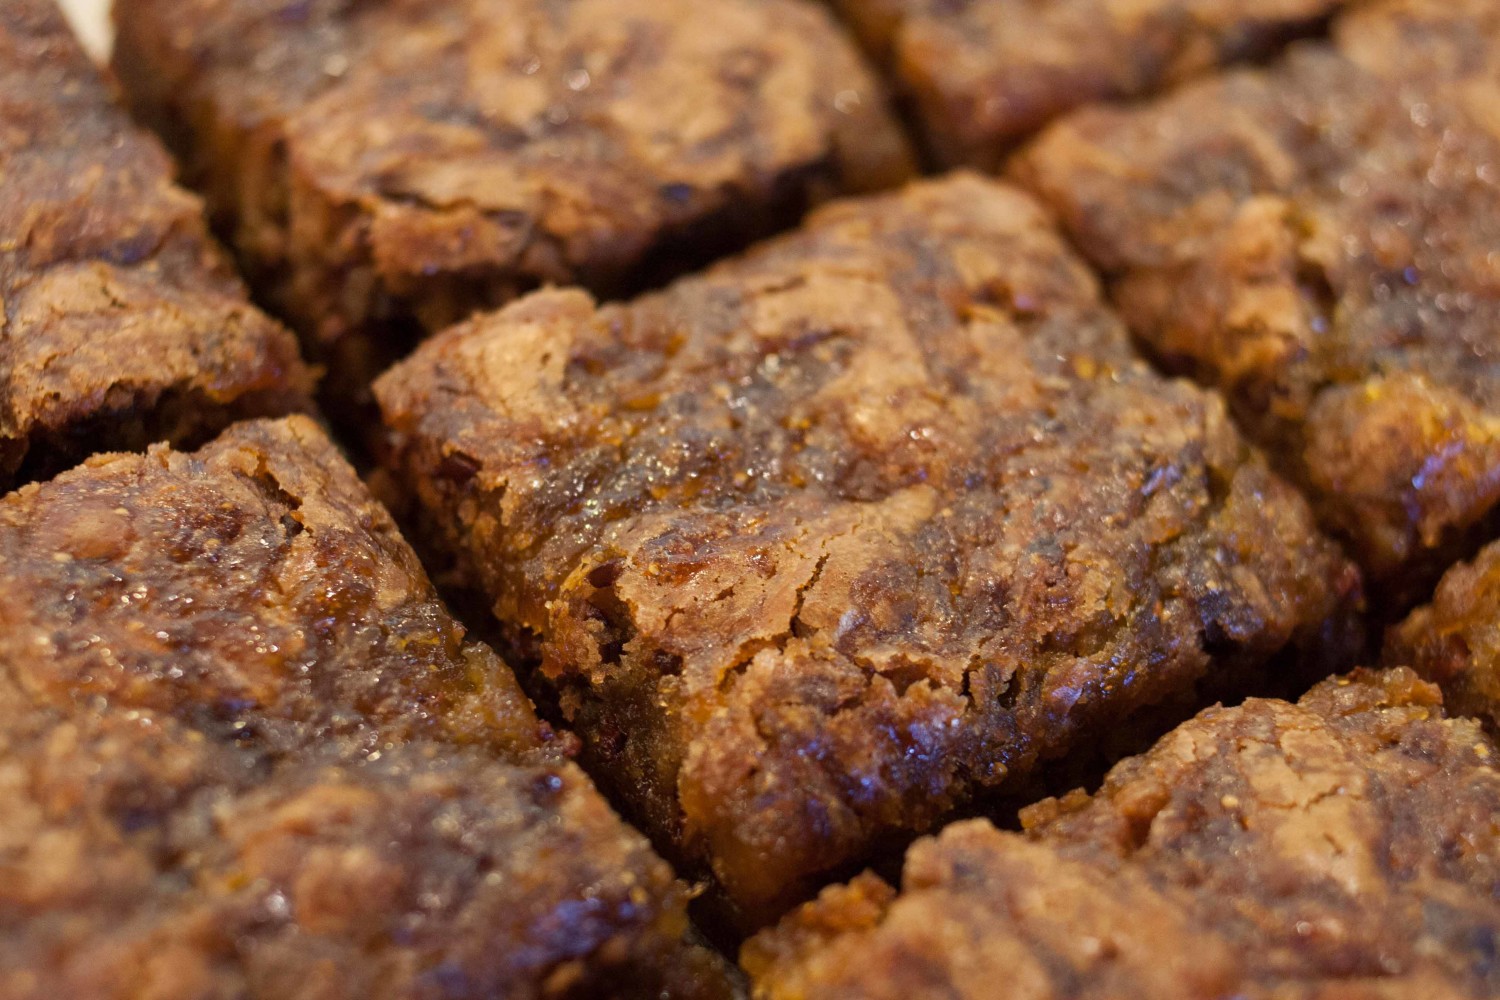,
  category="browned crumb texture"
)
[828,0,1353,169]
[110,0,915,407]
[746,668,1500,1000]
[0,0,312,491]
[1013,0,1500,608]
[0,416,731,1000]
[375,174,1363,926]
[1387,537,1500,737]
